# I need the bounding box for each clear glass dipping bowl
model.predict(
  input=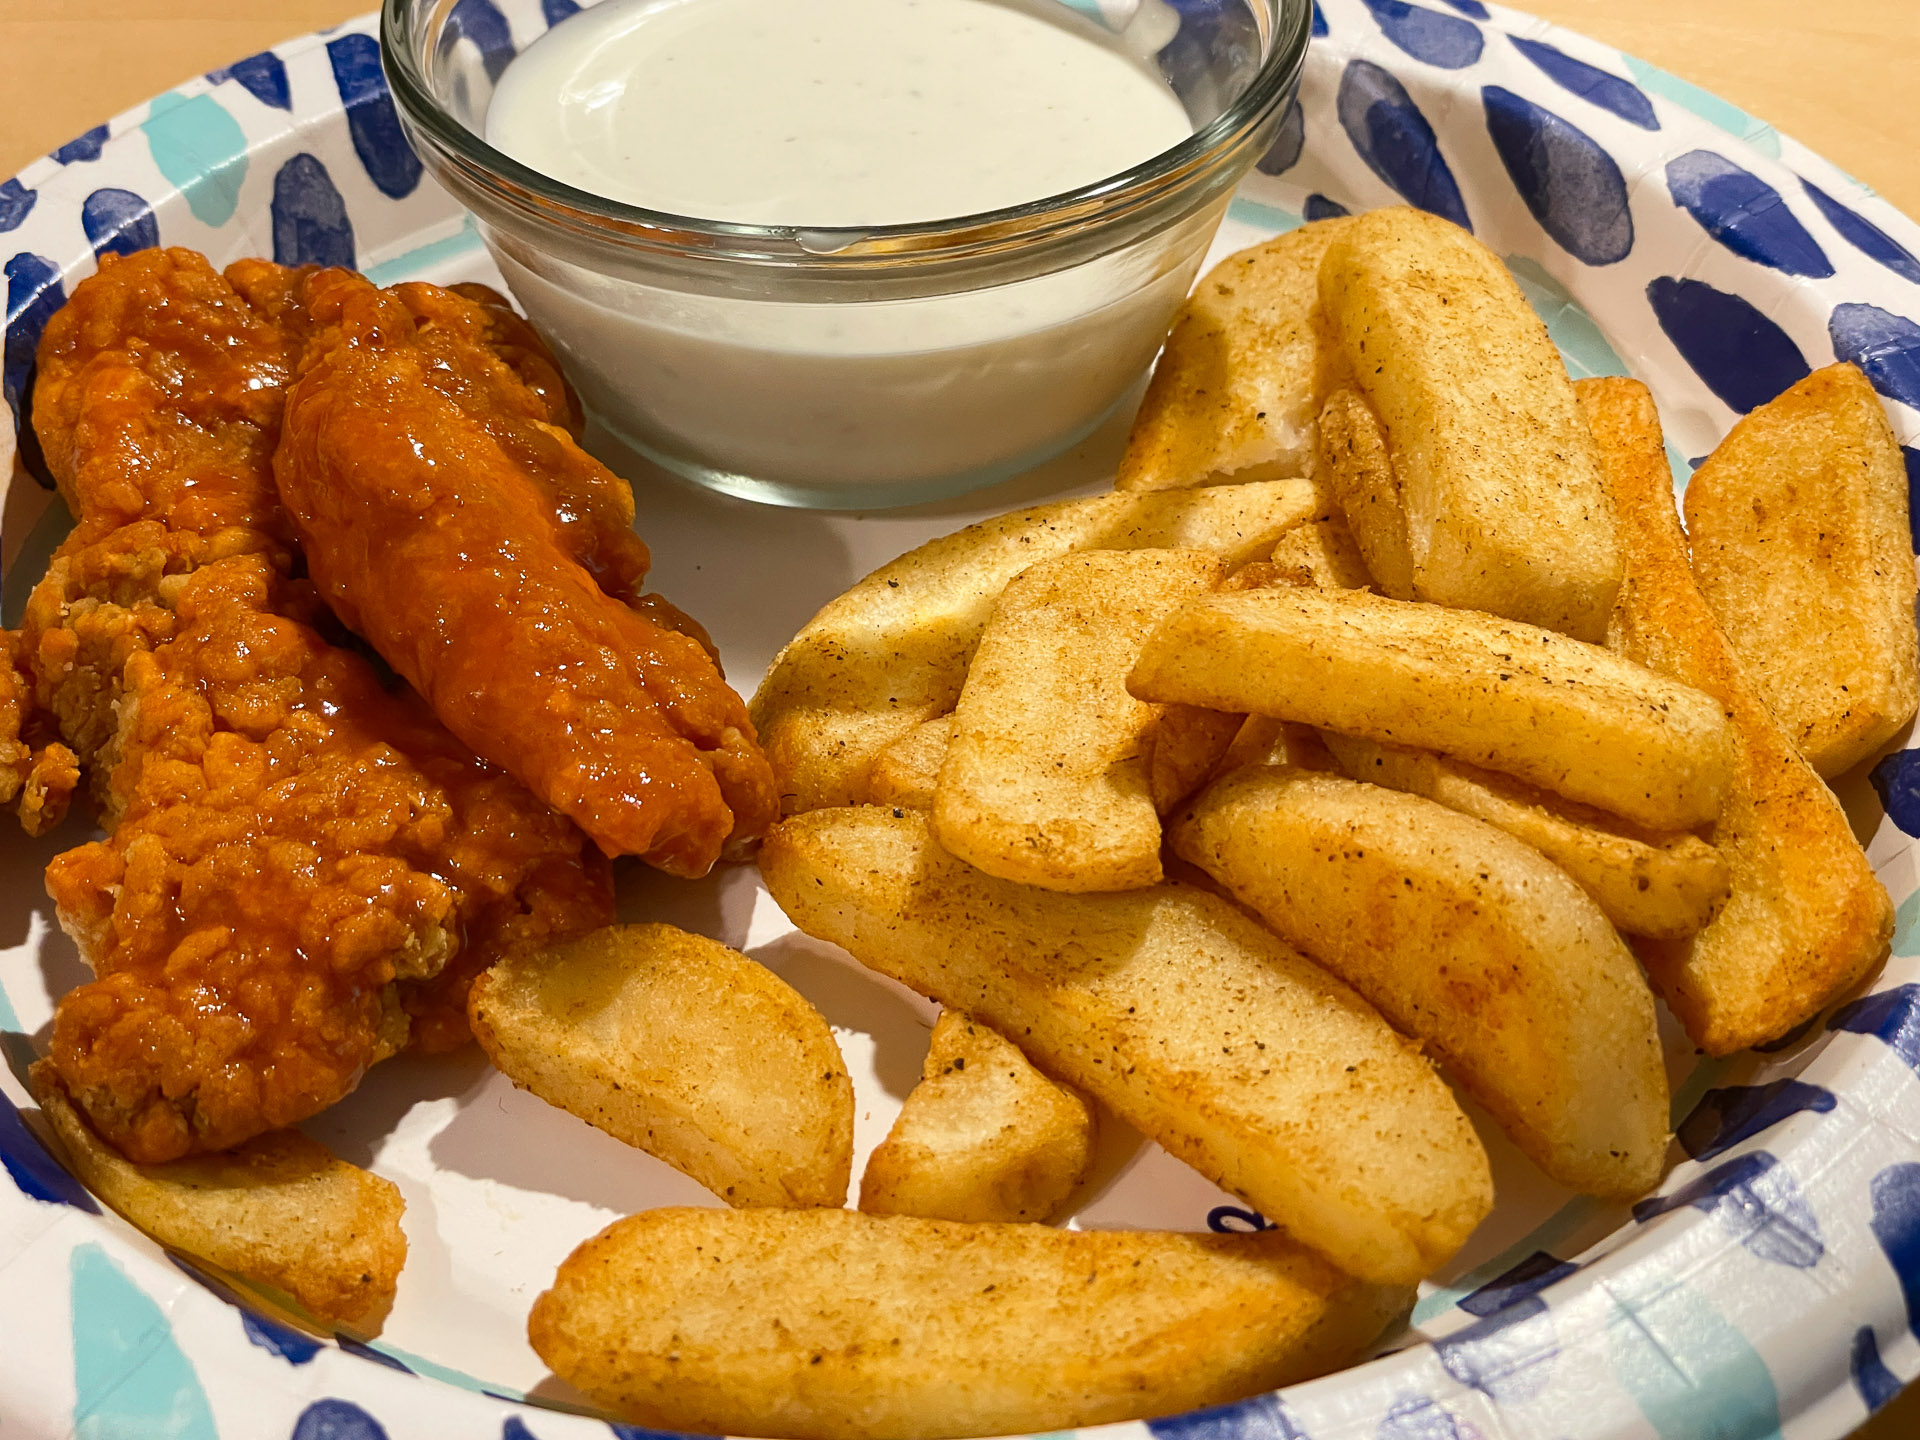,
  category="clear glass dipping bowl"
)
[382,0,1313,509]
